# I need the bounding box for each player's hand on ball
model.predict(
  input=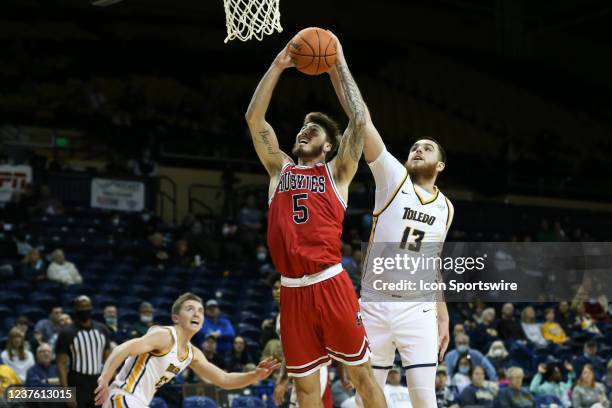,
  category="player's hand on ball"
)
[254,358,281,380]
[94,376,109,406]
[274,41,296,70]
